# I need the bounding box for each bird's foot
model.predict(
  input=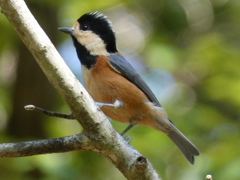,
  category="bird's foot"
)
[96,99,123,109]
